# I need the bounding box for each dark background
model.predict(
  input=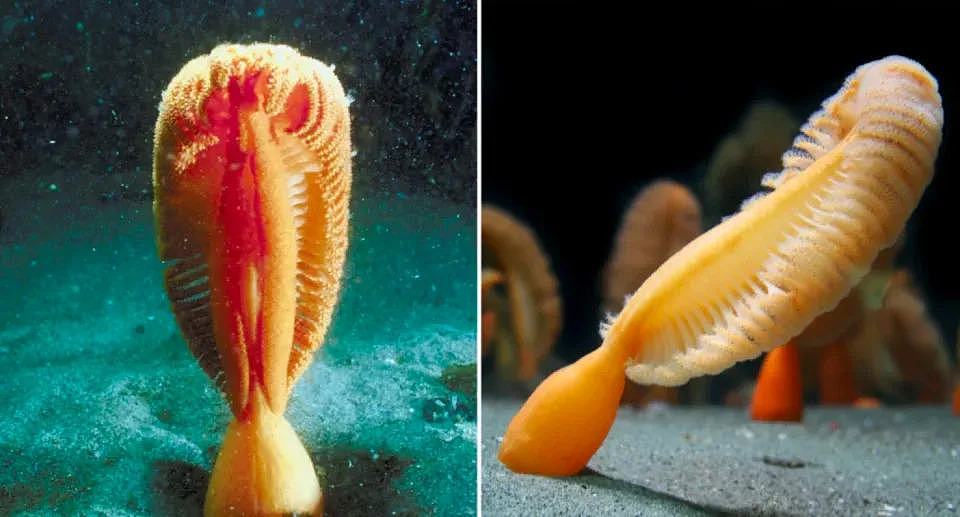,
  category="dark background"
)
[483,6,959,364]
[0,0,476,204]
